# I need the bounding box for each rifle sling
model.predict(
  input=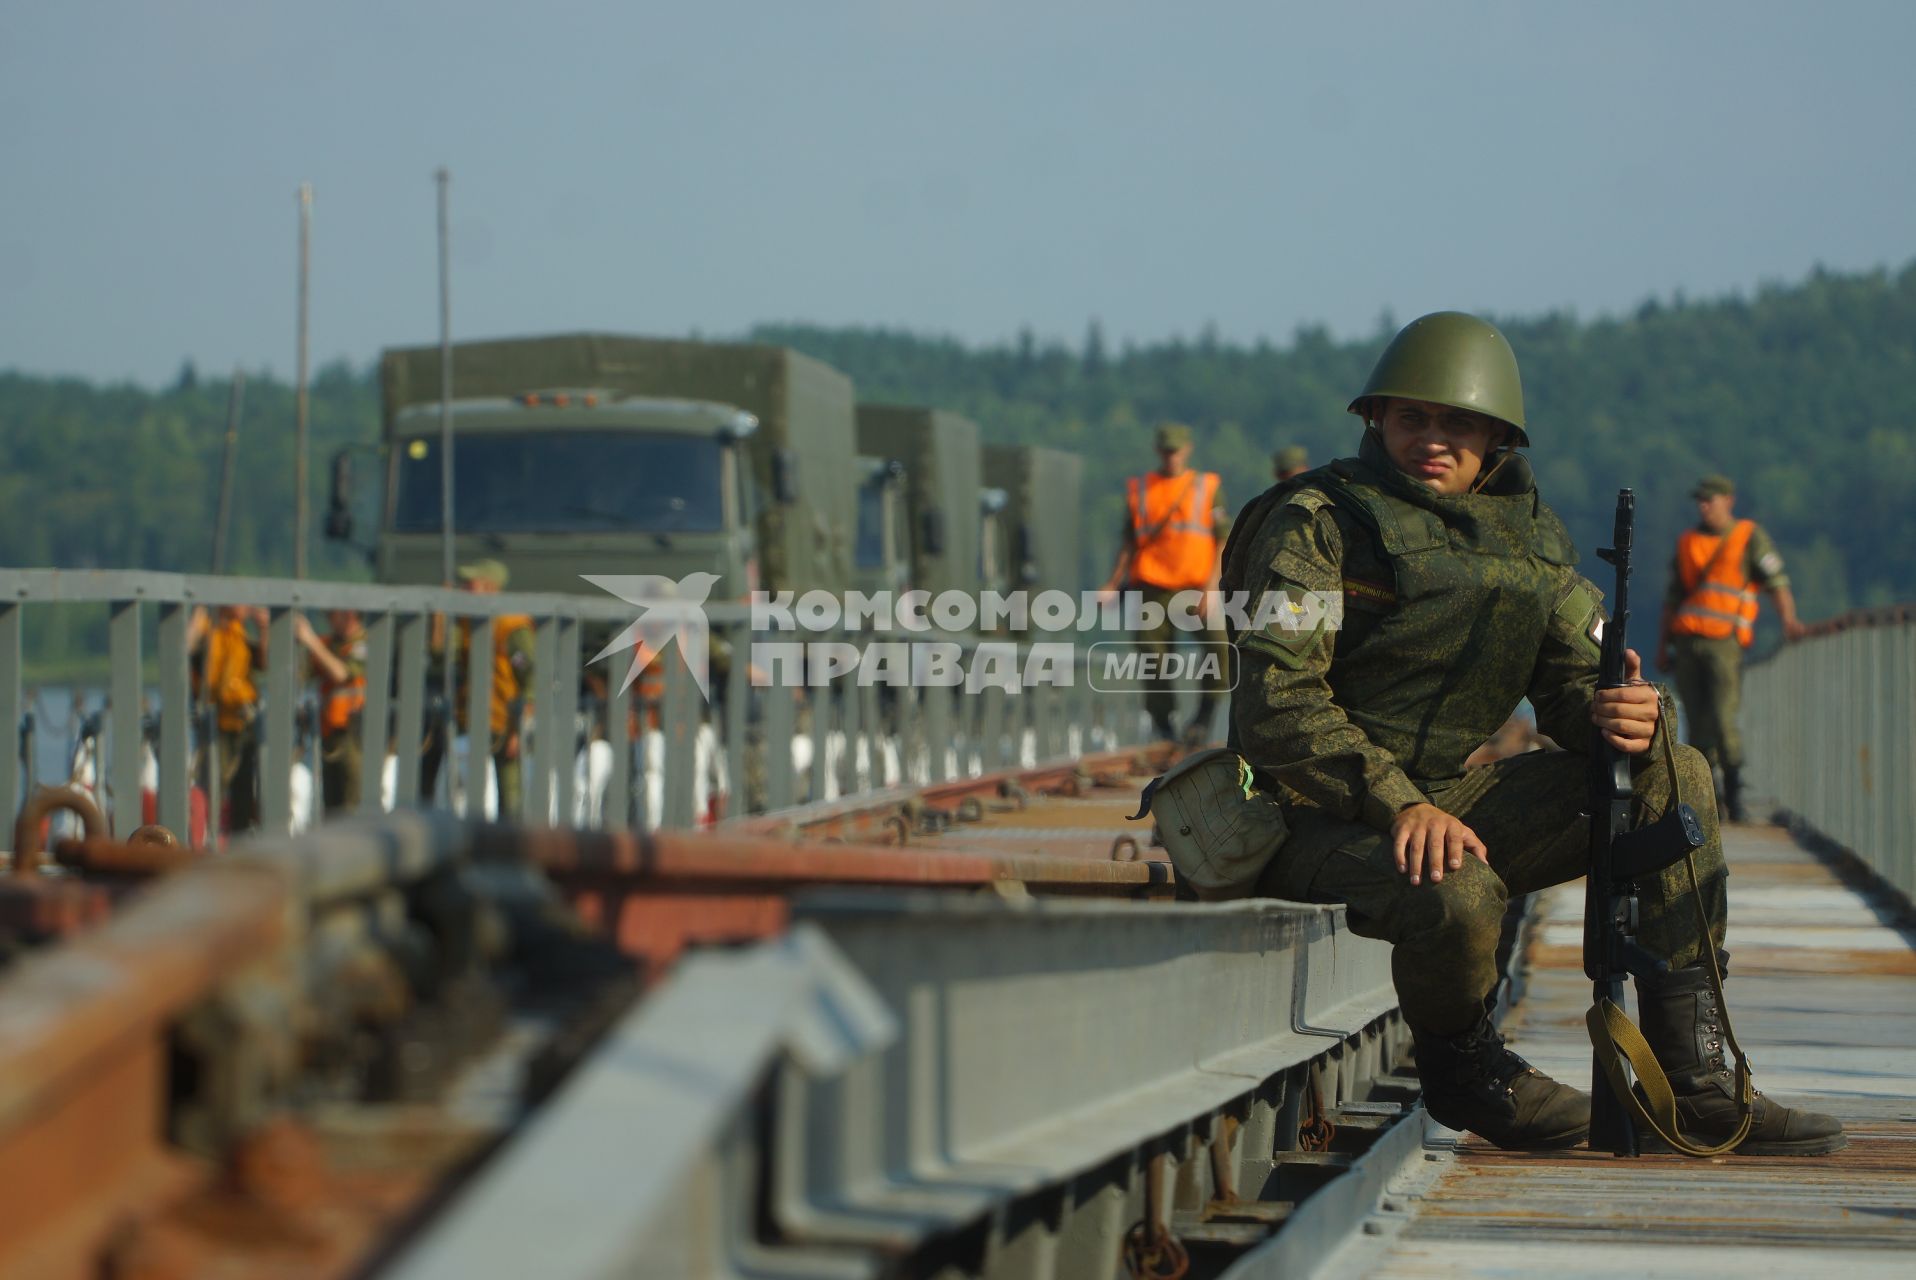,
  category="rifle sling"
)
[1586,703,1757,1157]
